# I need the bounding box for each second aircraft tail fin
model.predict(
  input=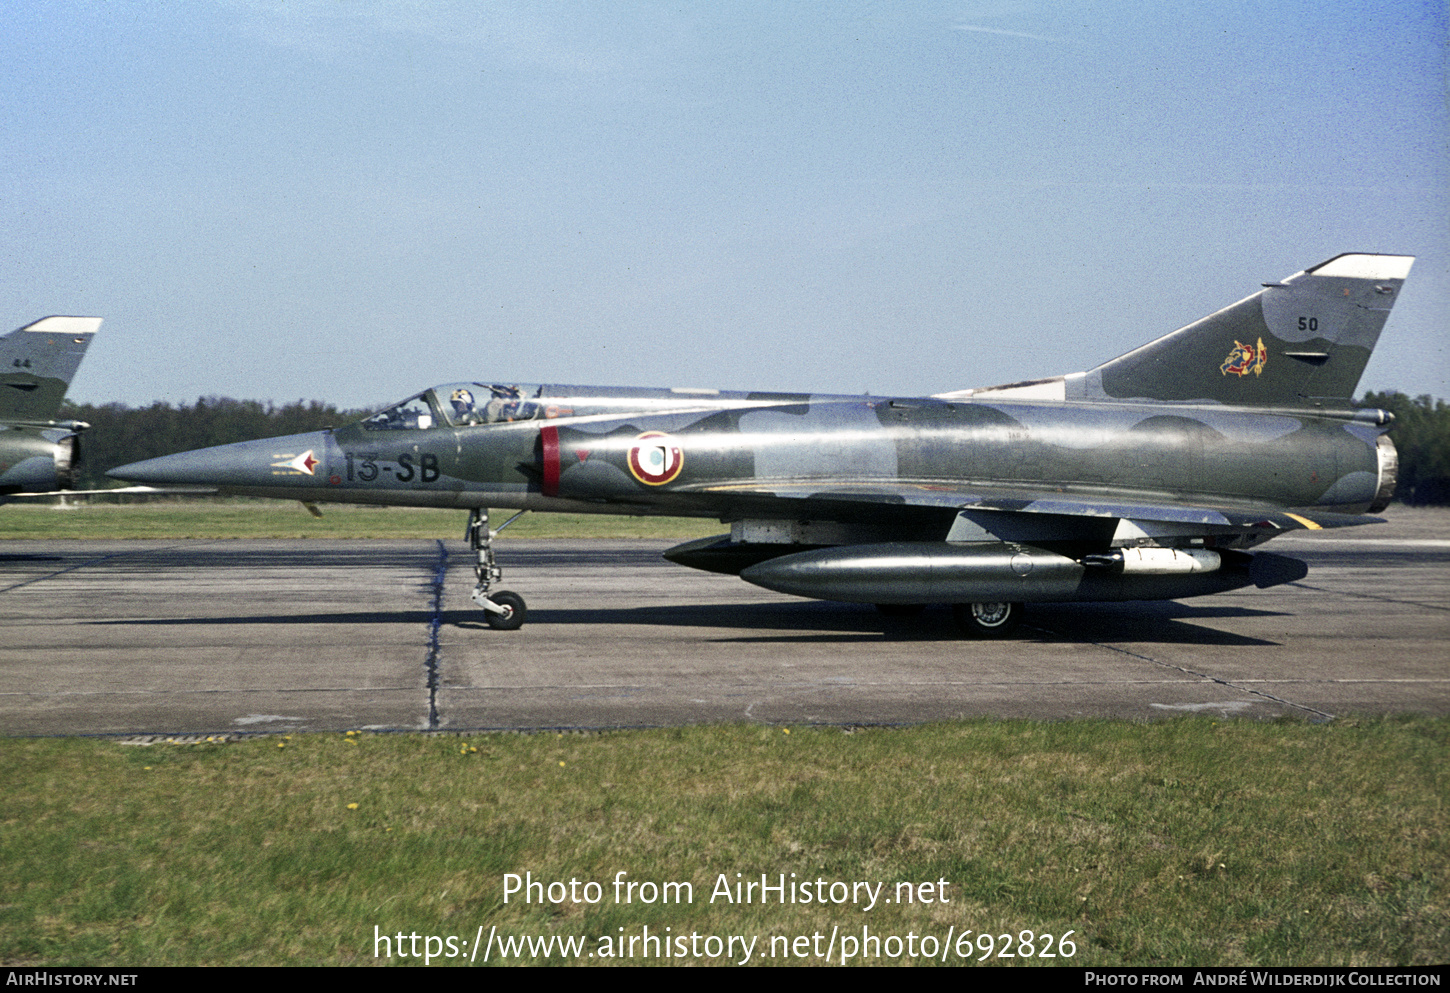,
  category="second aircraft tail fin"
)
[0,316,102,421]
